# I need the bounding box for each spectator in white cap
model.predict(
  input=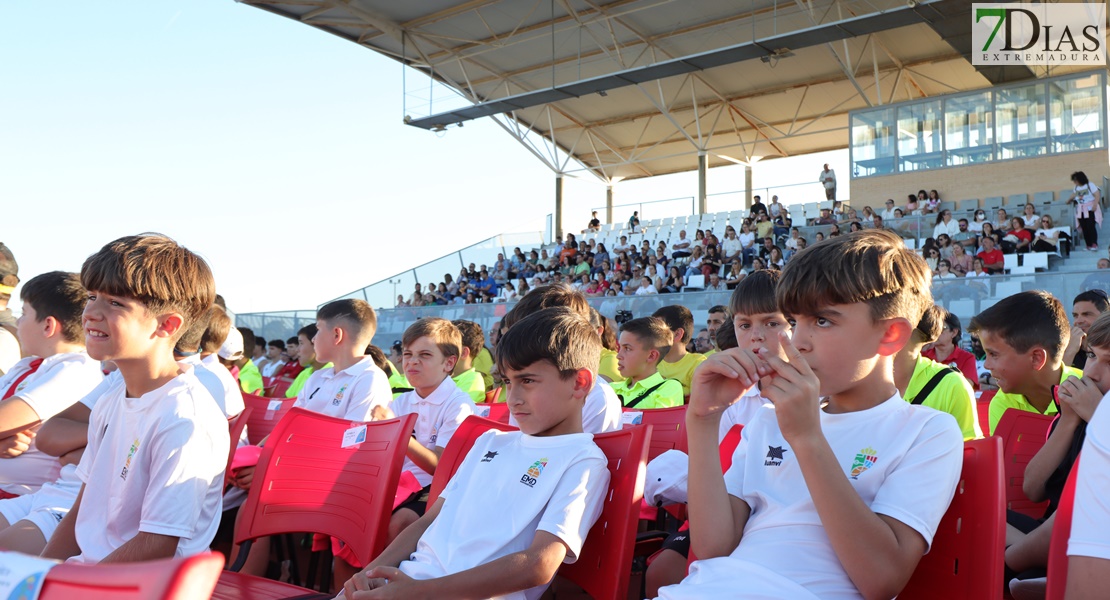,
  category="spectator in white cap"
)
[216,326,244,379]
